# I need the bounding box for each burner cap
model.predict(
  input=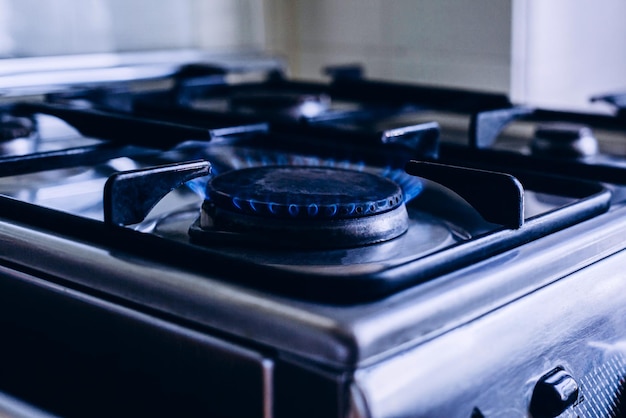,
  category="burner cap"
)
[230,91,330,118]
[193,166,410,248]
[0,115,34,141]
[531,122,598,158]
[208,166,403,219]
